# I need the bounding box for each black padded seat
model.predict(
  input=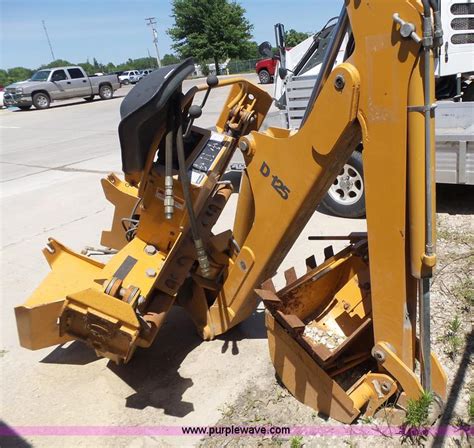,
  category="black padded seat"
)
[118,58,195,176]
